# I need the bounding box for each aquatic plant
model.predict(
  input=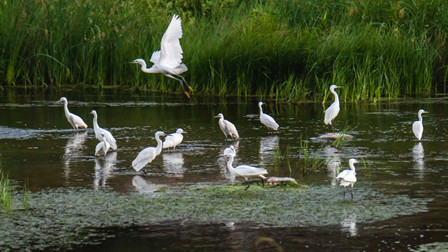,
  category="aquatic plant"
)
[298,136,326,175]
[0,0,447,100]
[332,125,354,148]
[0,167,12,214]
